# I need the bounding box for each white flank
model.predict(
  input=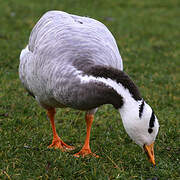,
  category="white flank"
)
[20,46,29,60]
